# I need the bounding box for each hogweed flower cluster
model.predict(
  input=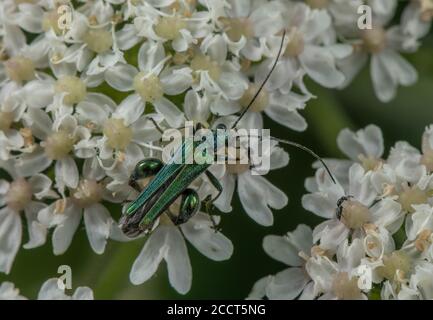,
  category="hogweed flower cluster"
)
[0,0,431,298]
[251,125,433,300]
